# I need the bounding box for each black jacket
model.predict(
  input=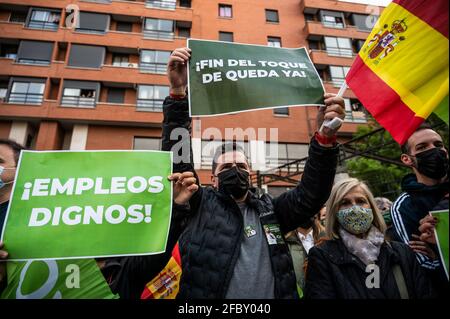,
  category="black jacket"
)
[162,96,340,299]
[304,239,435,299]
